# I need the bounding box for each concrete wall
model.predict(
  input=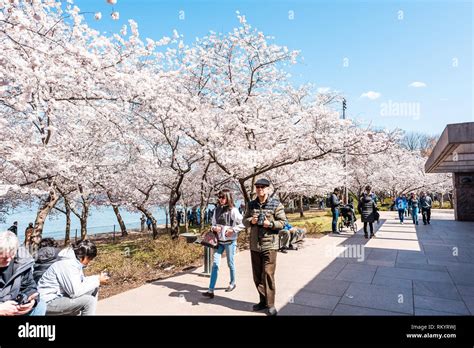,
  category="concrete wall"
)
[453,172,474,221]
